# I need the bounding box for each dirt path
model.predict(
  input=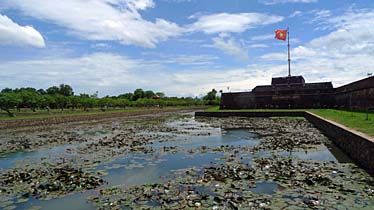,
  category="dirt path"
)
[0,107,202,130]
